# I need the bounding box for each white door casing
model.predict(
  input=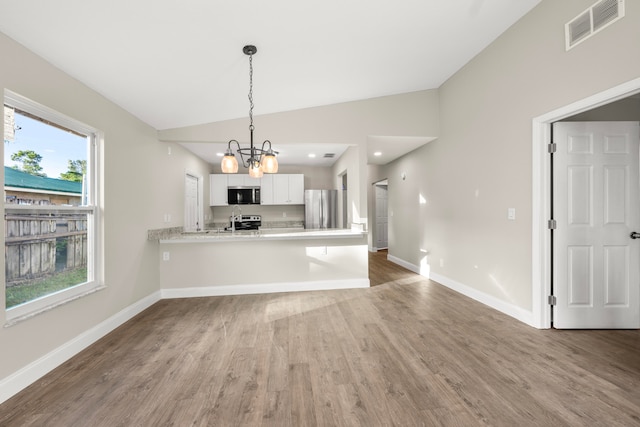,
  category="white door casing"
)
[185,173,201,232]
[553,121,640,329]
[375,184,388,249]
